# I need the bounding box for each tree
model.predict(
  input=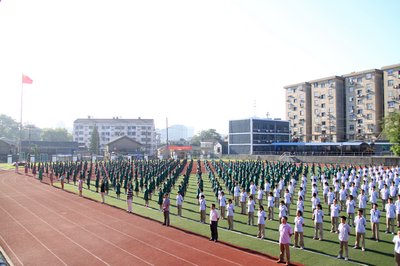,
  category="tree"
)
[89,125,100,155]
[0,114,20,140]
[382,111,400,156]
[41,128,72,141]
[190,129,222,146]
